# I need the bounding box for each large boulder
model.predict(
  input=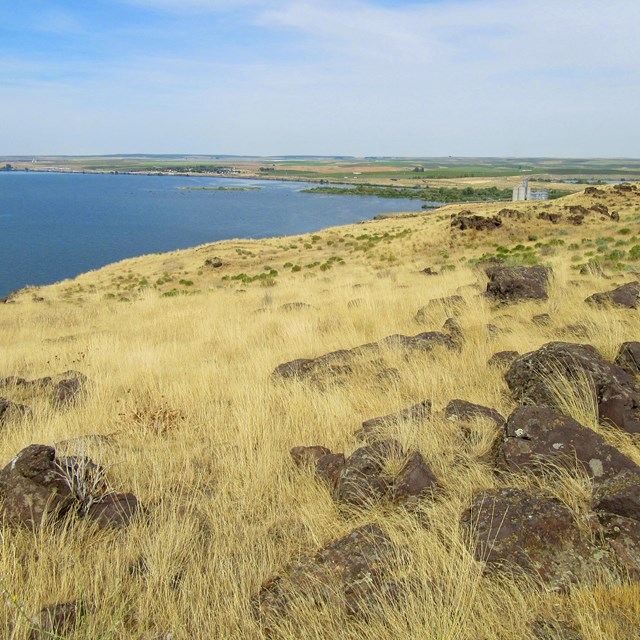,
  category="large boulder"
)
[485,265,551,303]
[0,444,139,530]
[585,281,640,309]
[461,487,601,589]
[255,524,398,624]
[0,445,74,529]
[505,342,640,434]
[499,406,640,483]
